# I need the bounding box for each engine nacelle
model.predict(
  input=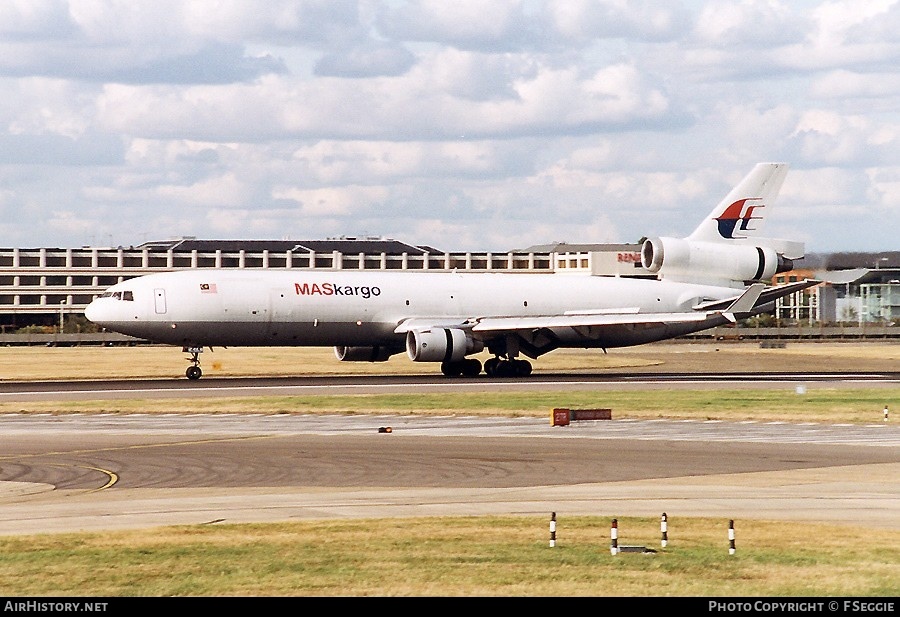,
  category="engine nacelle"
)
[334,345,399,362]
[641,237,793,283]
[405,328,484,363]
